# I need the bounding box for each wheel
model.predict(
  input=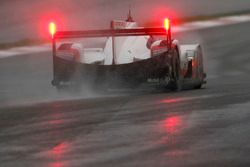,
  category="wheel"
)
[169,49,182,91]
[194,83,202,89]
[51,79,59,87]
[194,74,206,89]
